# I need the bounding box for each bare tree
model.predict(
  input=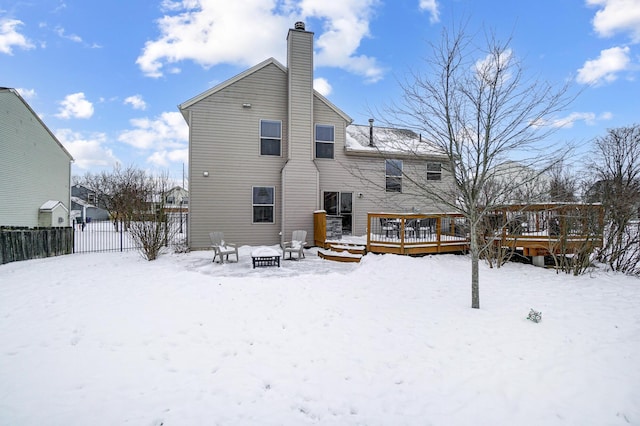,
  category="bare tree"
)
[382,25,573,308]
[80,164,149,230]
[549,161,578,202]
[127,171,176,261]
[79,165,177,260]
[586,124,640,275]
